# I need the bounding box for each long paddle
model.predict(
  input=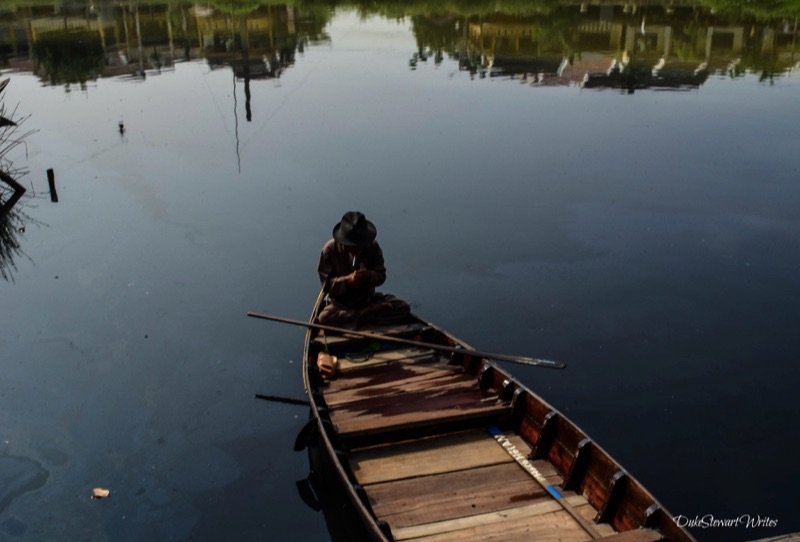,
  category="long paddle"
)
[246,311,566,369]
